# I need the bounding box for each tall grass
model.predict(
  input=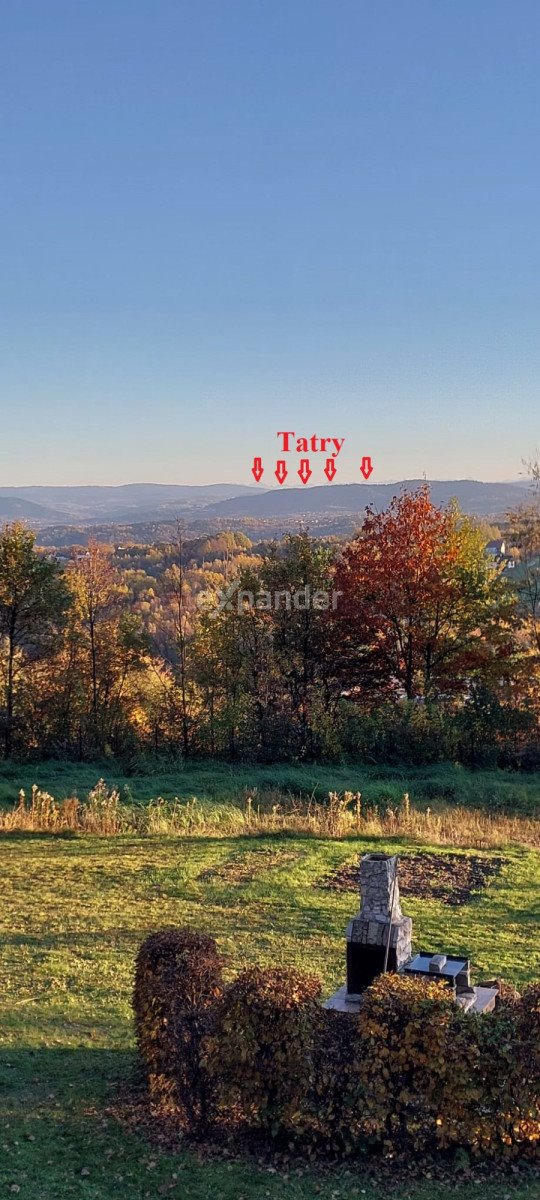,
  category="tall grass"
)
[1,780,538,848]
